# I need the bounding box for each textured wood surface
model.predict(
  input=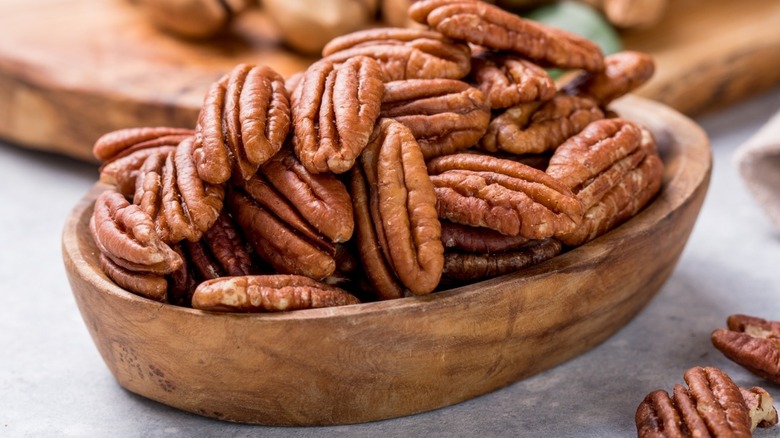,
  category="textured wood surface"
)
[62,95,712,425]
[0,0,778,162]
